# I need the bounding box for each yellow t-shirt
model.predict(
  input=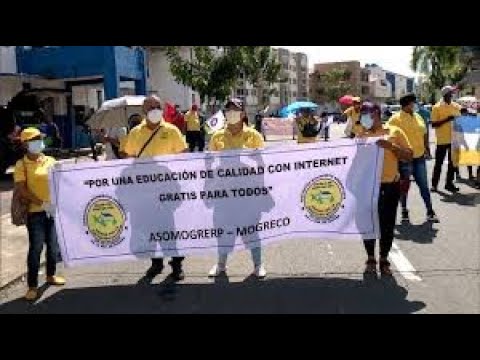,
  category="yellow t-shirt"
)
[14,155,57,213]
[387,110,426,158]
[209,126,265,151]
[358,125,411,183]
[185,111,201,132]
[344,106,363,136]
[296,116,319,144]
[124,120,187,158]
[431,101,461,145]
